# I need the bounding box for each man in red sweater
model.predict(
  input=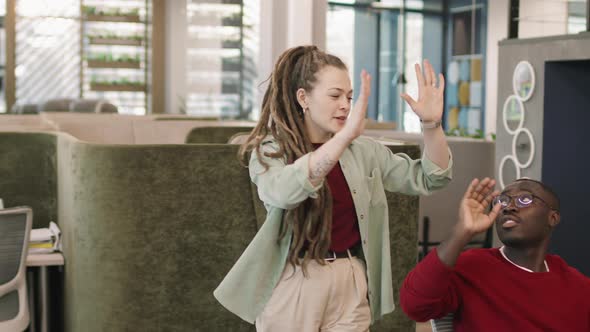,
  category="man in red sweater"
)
[400,178,590,331]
